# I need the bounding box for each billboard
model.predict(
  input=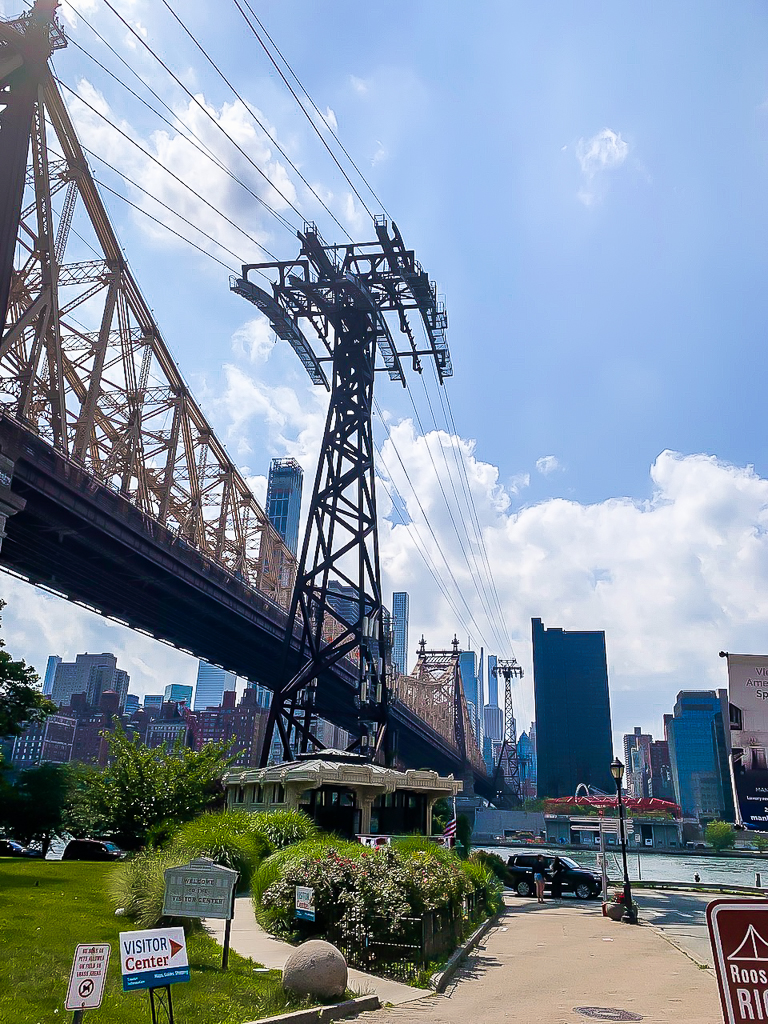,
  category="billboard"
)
[727,654,768,830]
